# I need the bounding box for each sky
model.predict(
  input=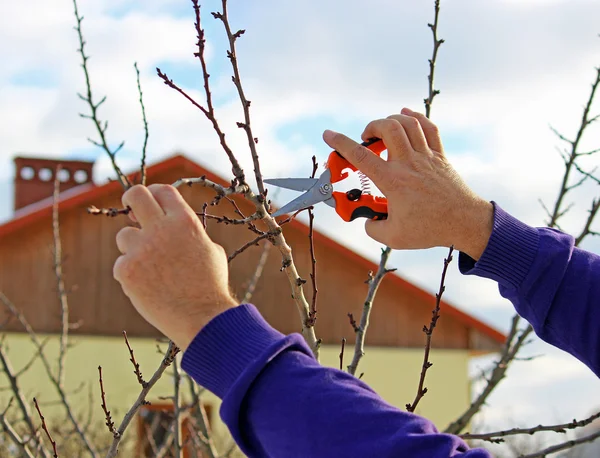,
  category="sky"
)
[1,0,599,451]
